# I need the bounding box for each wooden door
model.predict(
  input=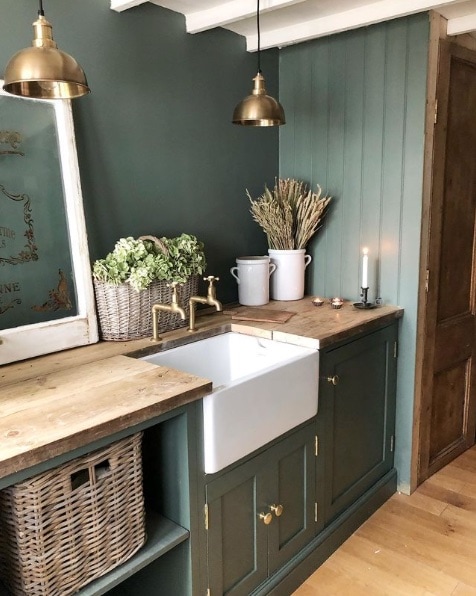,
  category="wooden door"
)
[418,41,476,482]
[320,325,397,524]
